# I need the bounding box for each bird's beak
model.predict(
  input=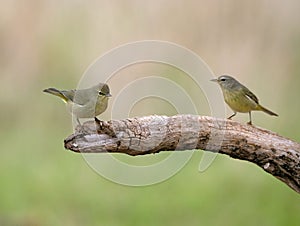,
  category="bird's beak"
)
[210,78,218,82]
[106,93,112,97]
